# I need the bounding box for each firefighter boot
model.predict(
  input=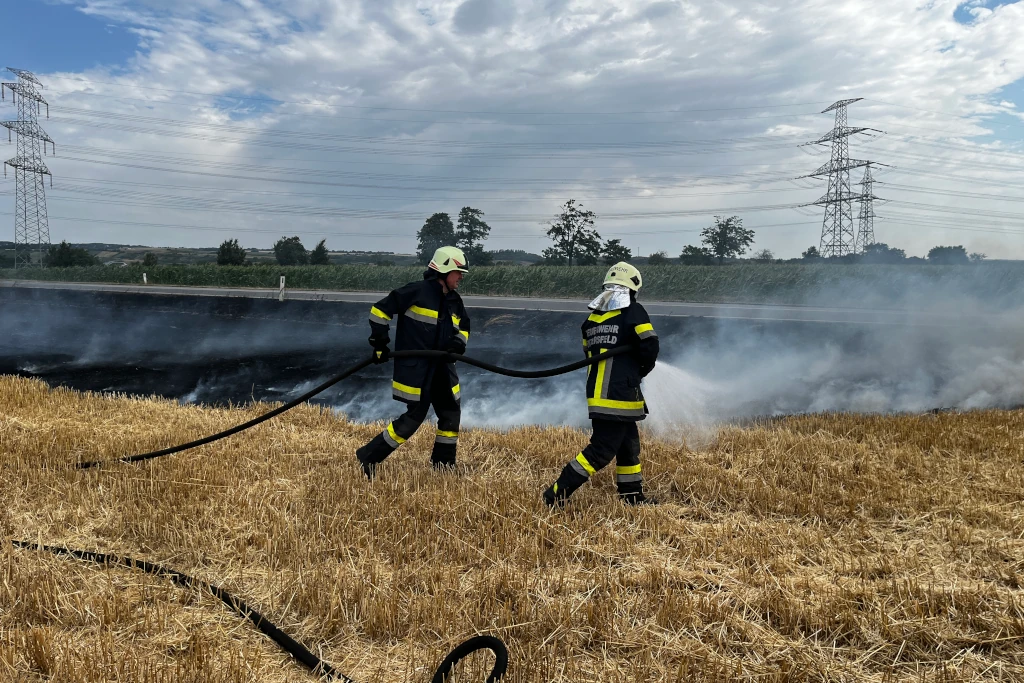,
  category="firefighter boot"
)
[621,491,659,505]
[430,445,457,472]
[543,465,589,508]
[355,434,395,481]
[618,483,659,506]
[430,431,458,472]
